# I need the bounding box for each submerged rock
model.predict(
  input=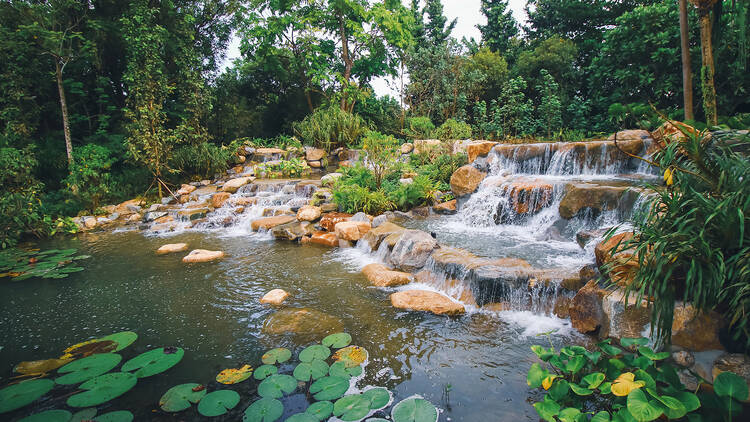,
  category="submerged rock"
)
[389,229,438,272]
[260,289,290,305]
[156,243,189,255]
[262,308,343,335]
[251,215,297,231]
[362,263,413,287]
[390,290,465,315]
[449,165,486,197]
[182,249,225,263]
